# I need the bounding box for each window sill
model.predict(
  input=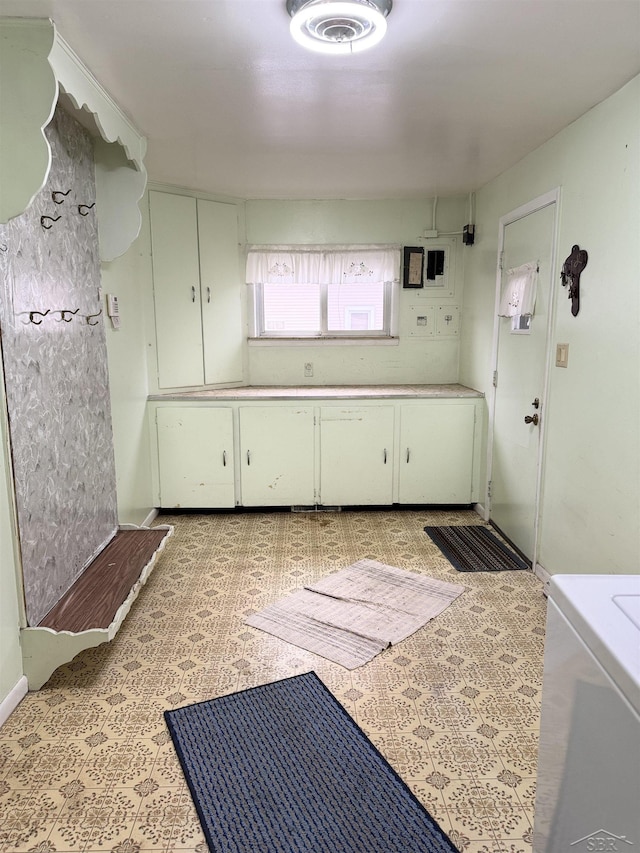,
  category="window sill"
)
[248,336,400,347]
